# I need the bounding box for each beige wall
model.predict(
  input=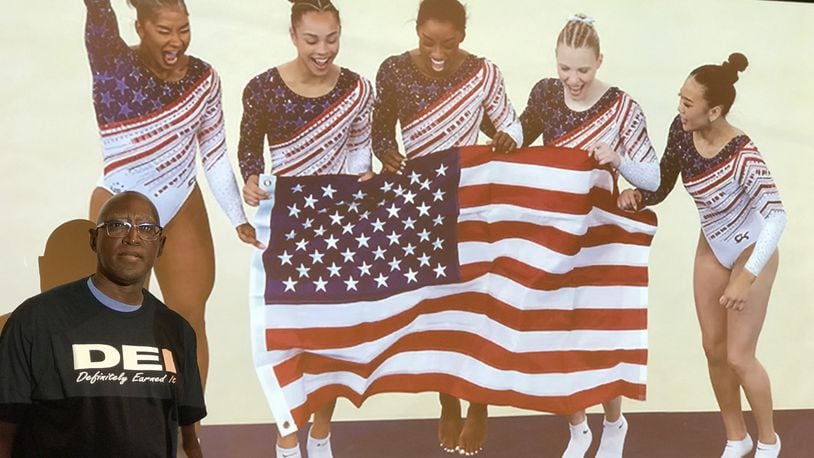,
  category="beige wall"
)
[0,0,811,425]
